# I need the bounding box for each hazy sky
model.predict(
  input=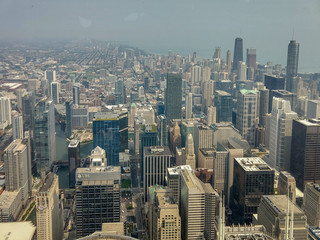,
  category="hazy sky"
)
[1,0,320,72]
